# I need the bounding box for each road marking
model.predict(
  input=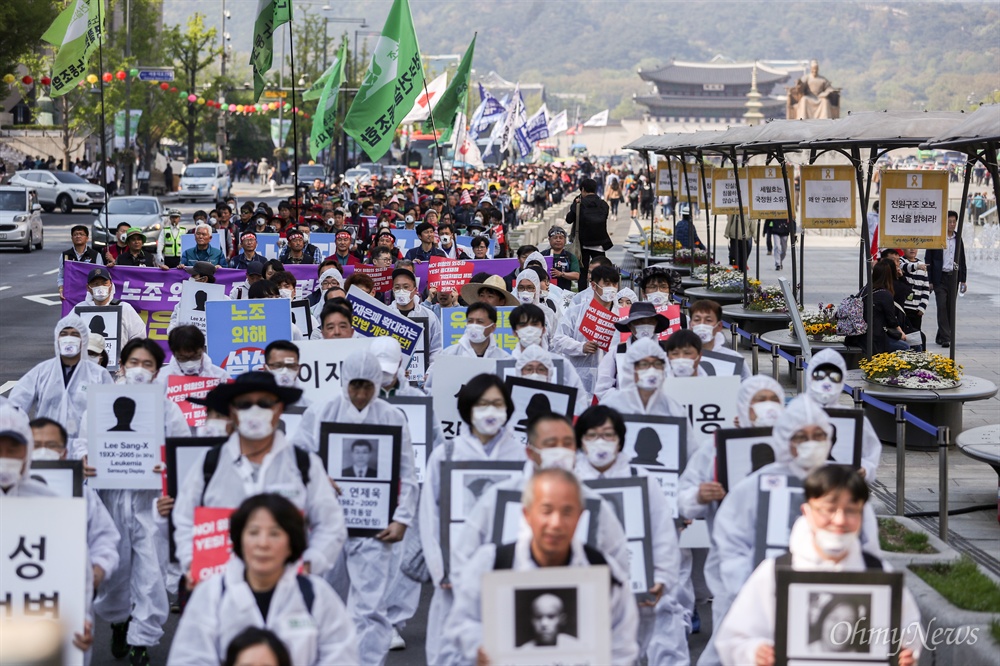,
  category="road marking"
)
[43,268,59,275]
[0,286,10,292]
[0,380,16,395]
[23,293,62,306]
